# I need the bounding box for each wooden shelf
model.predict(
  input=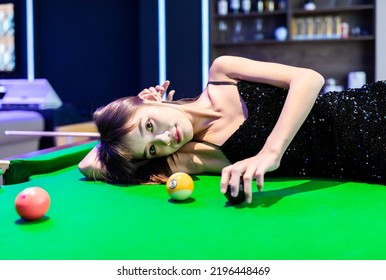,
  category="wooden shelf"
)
[214,10,287,19]
[290,35,375,42]
[210,0,376,87]
[292,5,375,15]
[213,35,375,46]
